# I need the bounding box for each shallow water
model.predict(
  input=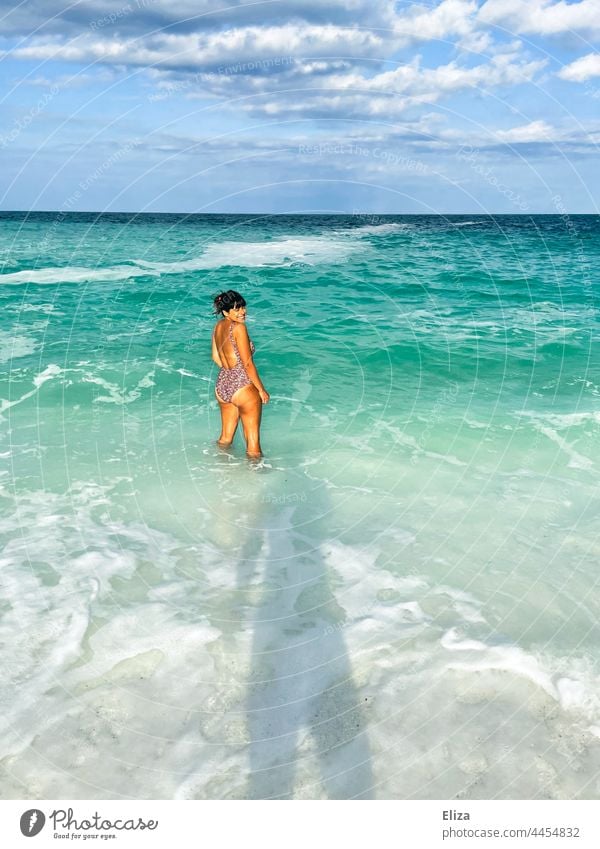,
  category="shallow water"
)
[1,212,599,798]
